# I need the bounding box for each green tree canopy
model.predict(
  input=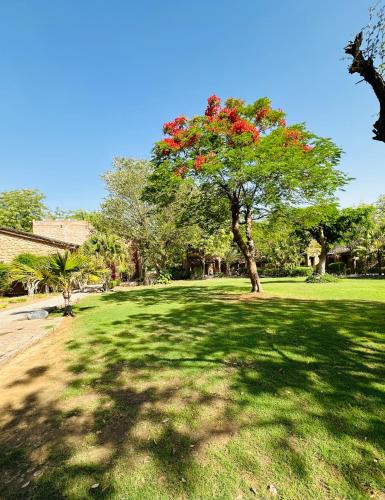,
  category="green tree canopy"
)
[98,157,205,280]
[146,95,348,292]
[294,204,373,274]
[0,189,47,232]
